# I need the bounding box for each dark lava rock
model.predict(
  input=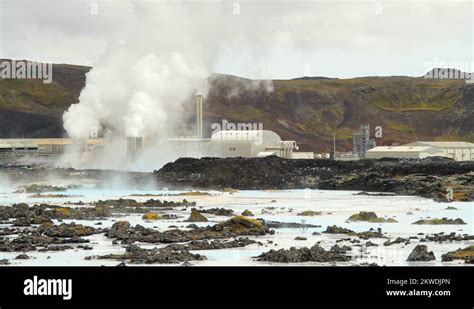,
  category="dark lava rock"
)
[13,216,52,226]
[185,208,208,222]
[297,210,321,216]
[186,224,199,229]
[324,225,355,235]
[105,216,270,244]
[38,222,97,237]
[294,236,307,241]
[0,258,10,265]
[425,232,474,243]
[38,245,74,252]
[359,262,379,267]
[0,231,89,252]
[200,208,234,216]
[0,228,19,236]
[412,218,467,225]
[95,198,195,208]
[0,237,36,252]
[347,211,397,223]
[358,231,385,239]
[78,245,93,250]
[266,221,321,229]
[255,245,351,263]
[241,209,254,217]
[14,254,30,259]
[169,237,256,250]
[95,244,206,264]
[154,157,474,201]
[336,238,352,243]
[323,225,384,239]
[330,244,352,253]
[355,191,395,196]
[441,245,474,262]
[107,221,131,239]
[384,237,408,246]
[0,203,112,223]
[20,184,67,193]
[407,245,436,261]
